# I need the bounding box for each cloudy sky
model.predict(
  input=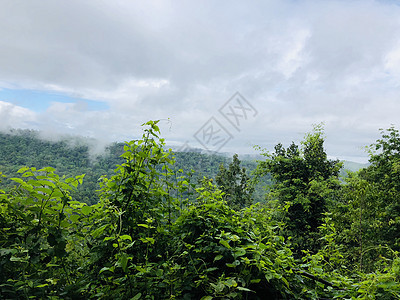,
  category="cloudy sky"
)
[1,0,400,162]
